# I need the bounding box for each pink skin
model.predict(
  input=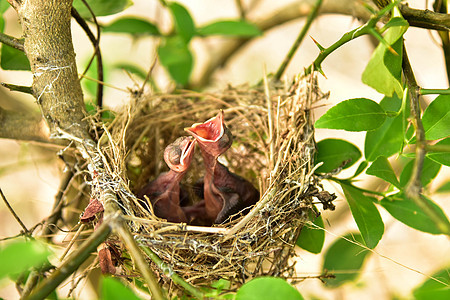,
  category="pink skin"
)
[138,136,196,223]
[185,111,259,223]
